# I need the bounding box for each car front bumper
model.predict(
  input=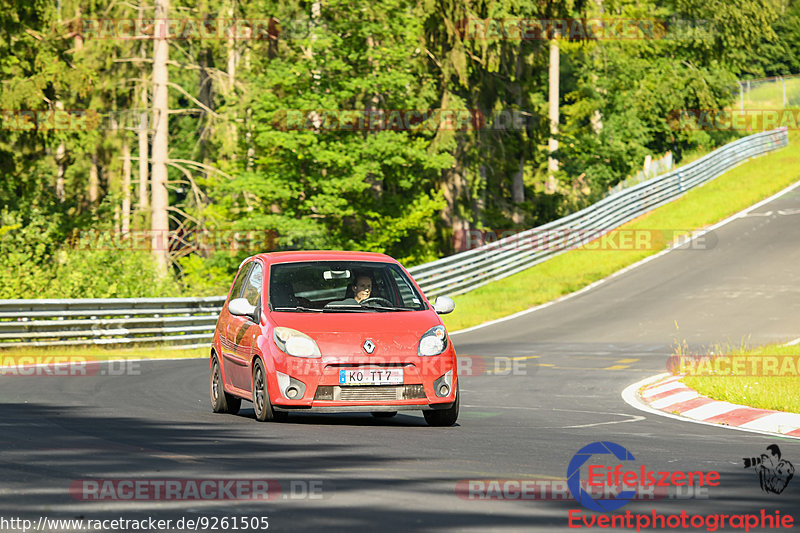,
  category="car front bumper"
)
[268,352,457,411]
